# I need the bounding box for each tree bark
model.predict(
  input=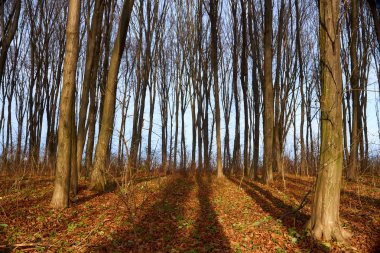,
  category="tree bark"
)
[367,0,380,47]
[240,0,249,177]
[307,0,349,242]
[209,0,223,178]
[248,0,260,180]
[0,0,21,81]
[263,0,274,183]
[295,0,307,176]
[231,0,240,174]
[348,0,359,181]
[50,0,81,209]
[77,0,104,173]
[90,0,135,192]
